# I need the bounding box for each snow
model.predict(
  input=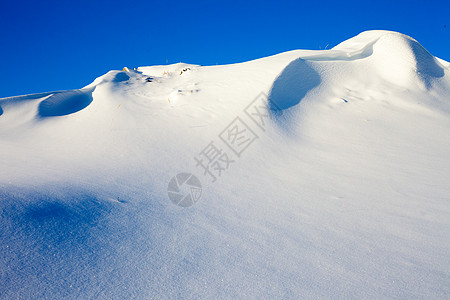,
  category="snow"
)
[0,30,449,299]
